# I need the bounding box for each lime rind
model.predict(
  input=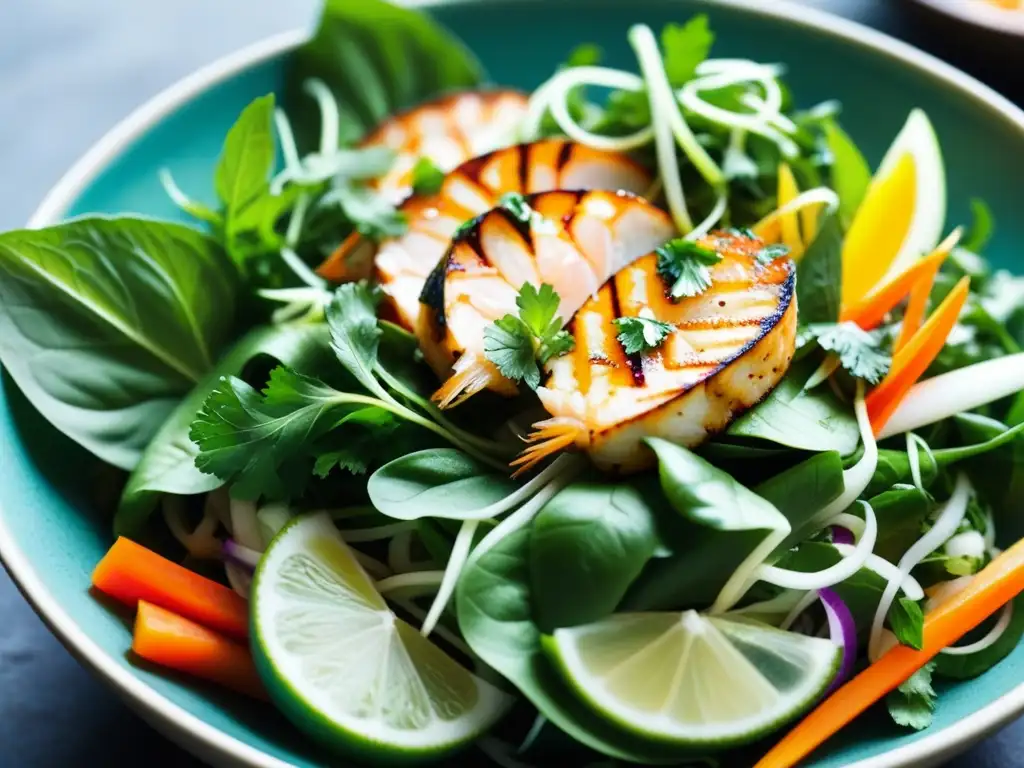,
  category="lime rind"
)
[544,610,840,748]
[251,512,511,761]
